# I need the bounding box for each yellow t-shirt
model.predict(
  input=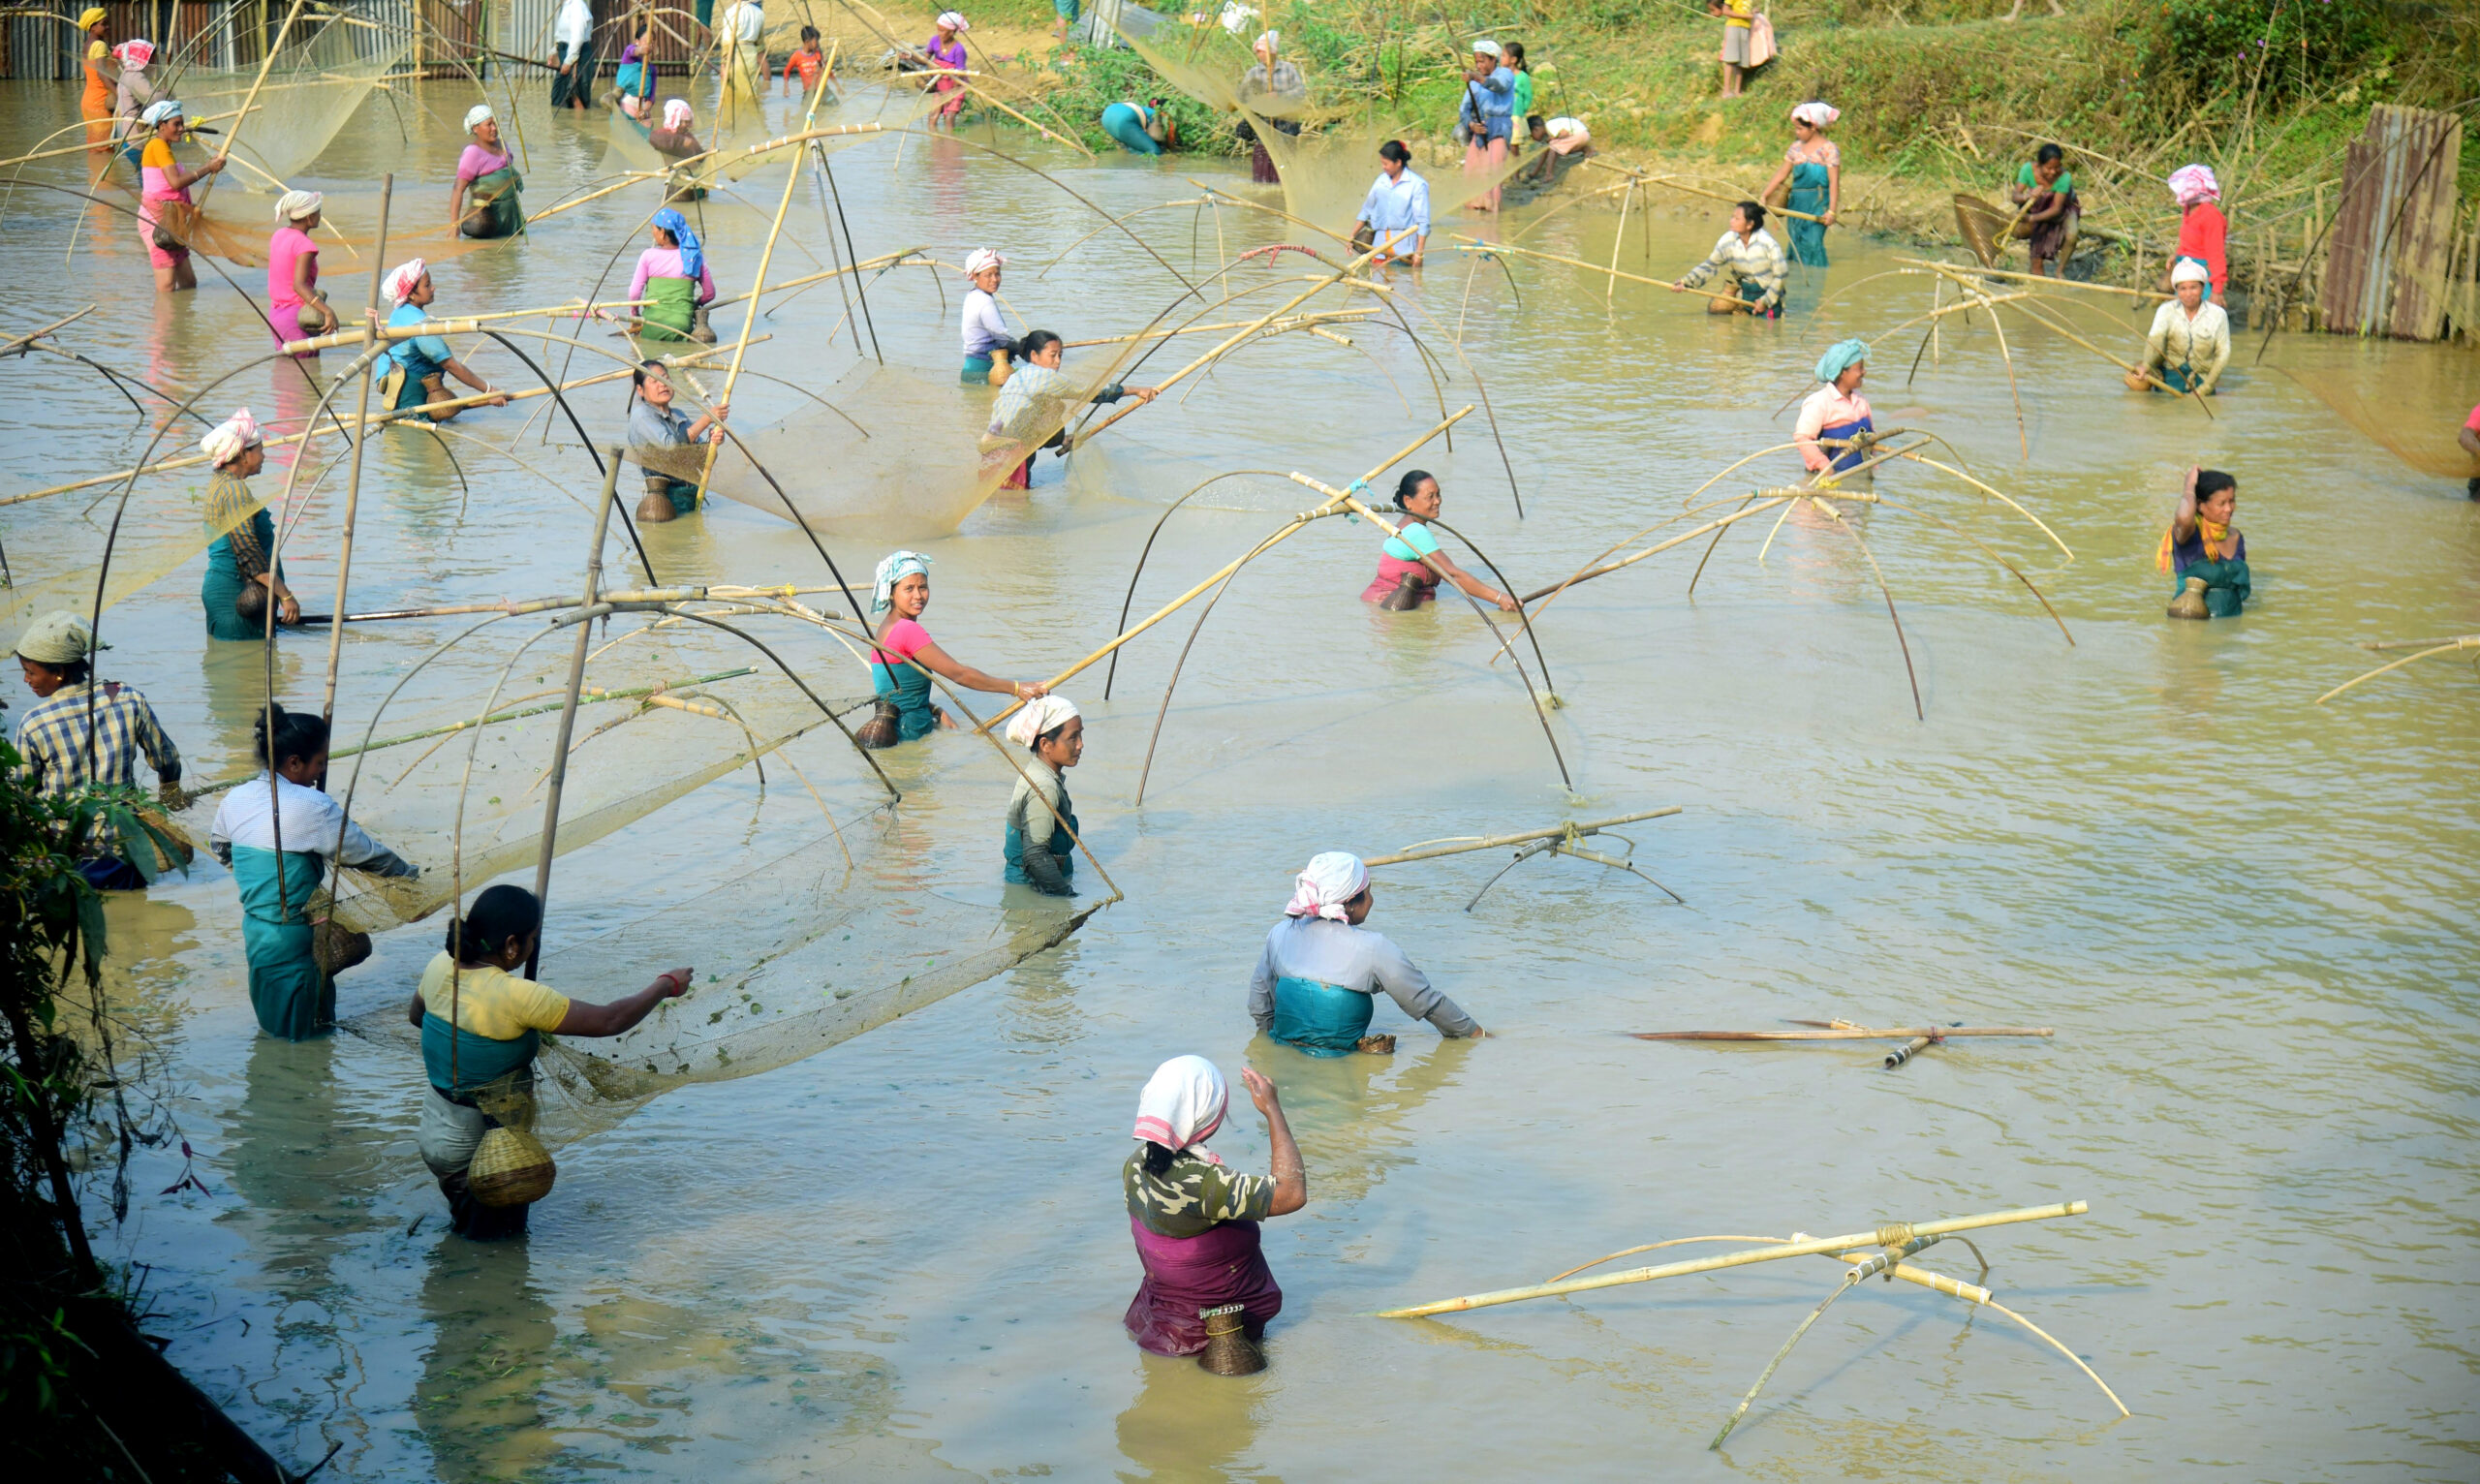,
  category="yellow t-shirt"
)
[1721,0,1754,24]
[141,137,173,171]
[418,951,571,1040]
